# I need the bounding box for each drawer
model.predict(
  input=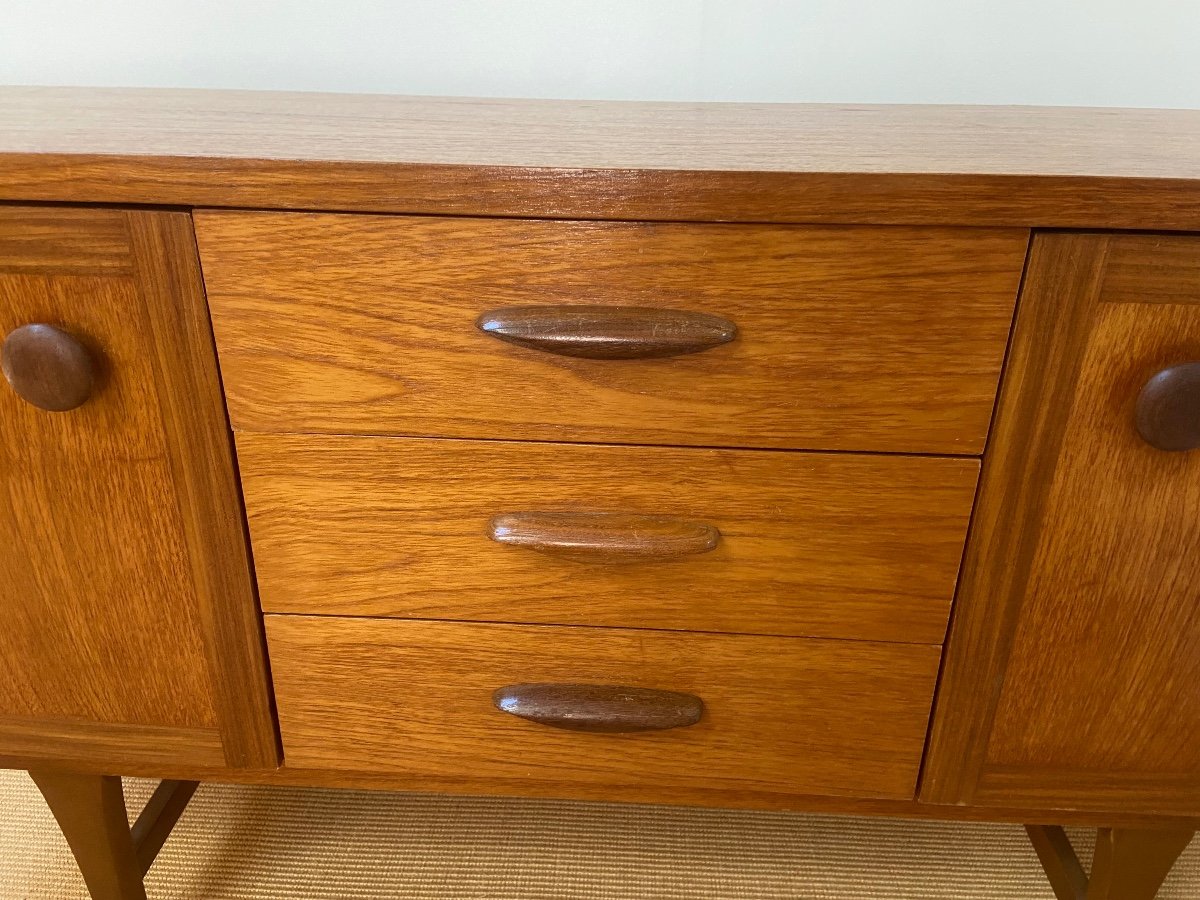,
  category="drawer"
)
[239,434,978,643]
[265,616,942,801]
[197,212,1026,454]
